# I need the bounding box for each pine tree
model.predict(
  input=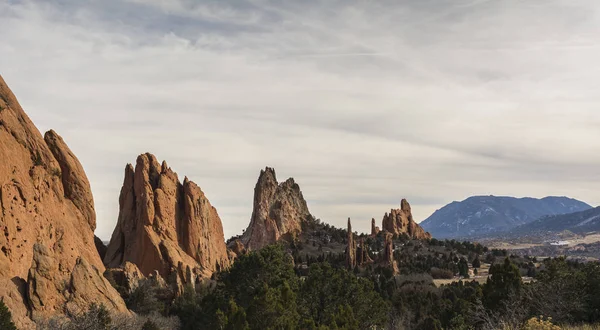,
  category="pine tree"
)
[0,300,17,330]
